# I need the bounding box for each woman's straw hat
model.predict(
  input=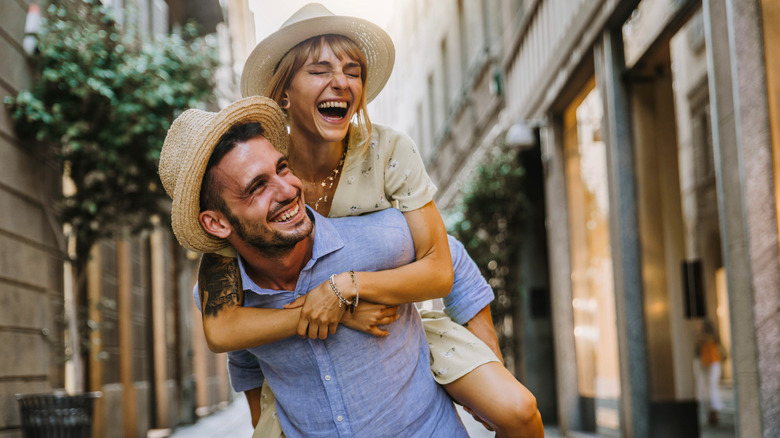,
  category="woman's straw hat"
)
[240,2,395,103]
[158,96,289,253]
